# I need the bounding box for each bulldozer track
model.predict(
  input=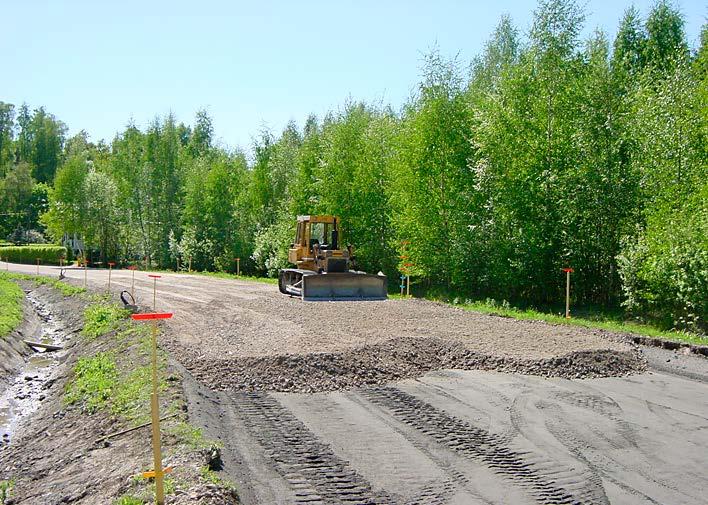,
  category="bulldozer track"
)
[229,391,399,504]
[361,387,603,505]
